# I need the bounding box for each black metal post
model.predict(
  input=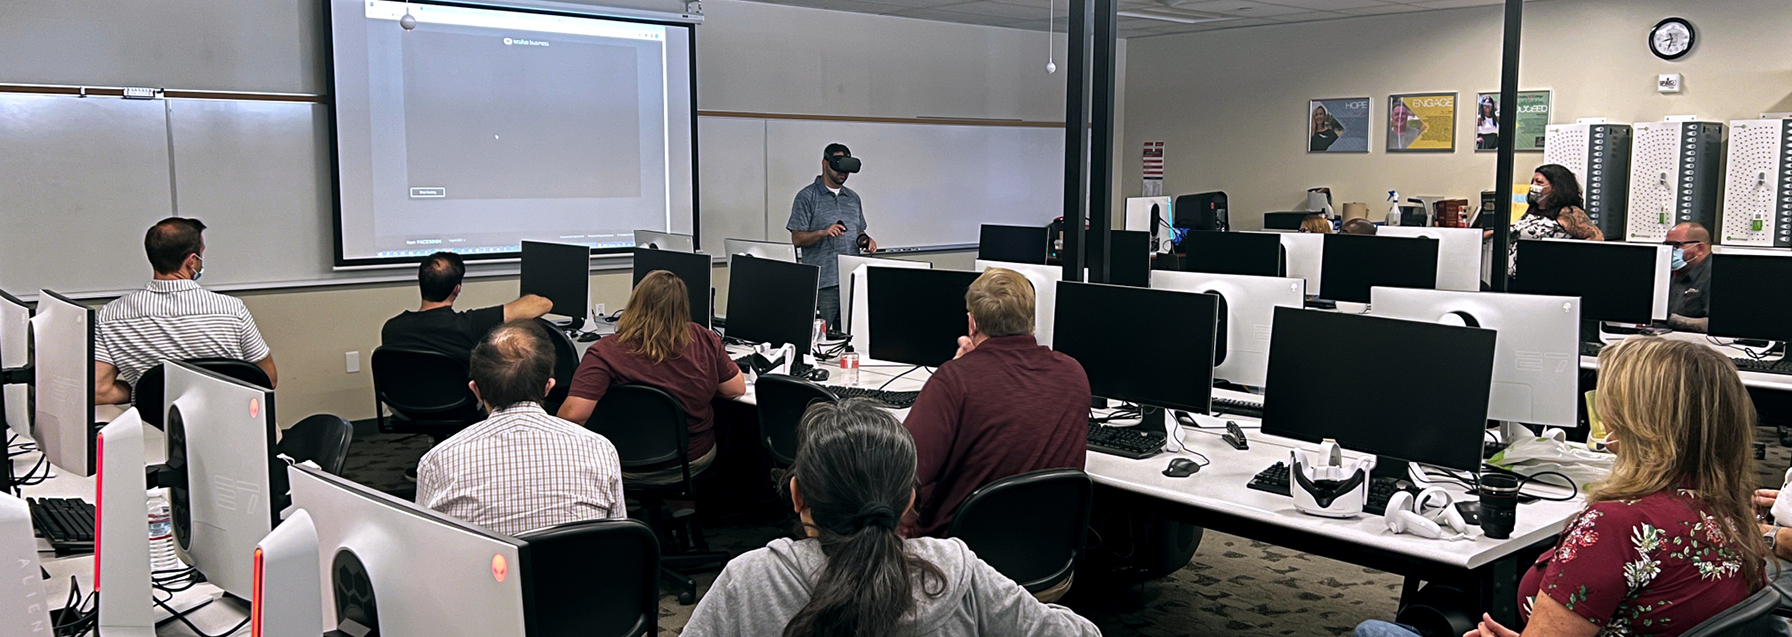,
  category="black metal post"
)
[1060,0,1091,283]
[1490,0,1522,291]
[1088,0,1117,283]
